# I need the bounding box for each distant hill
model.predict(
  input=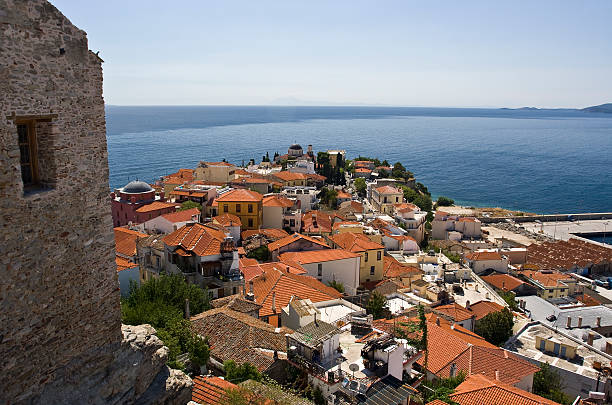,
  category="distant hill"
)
[582,103,612,113]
